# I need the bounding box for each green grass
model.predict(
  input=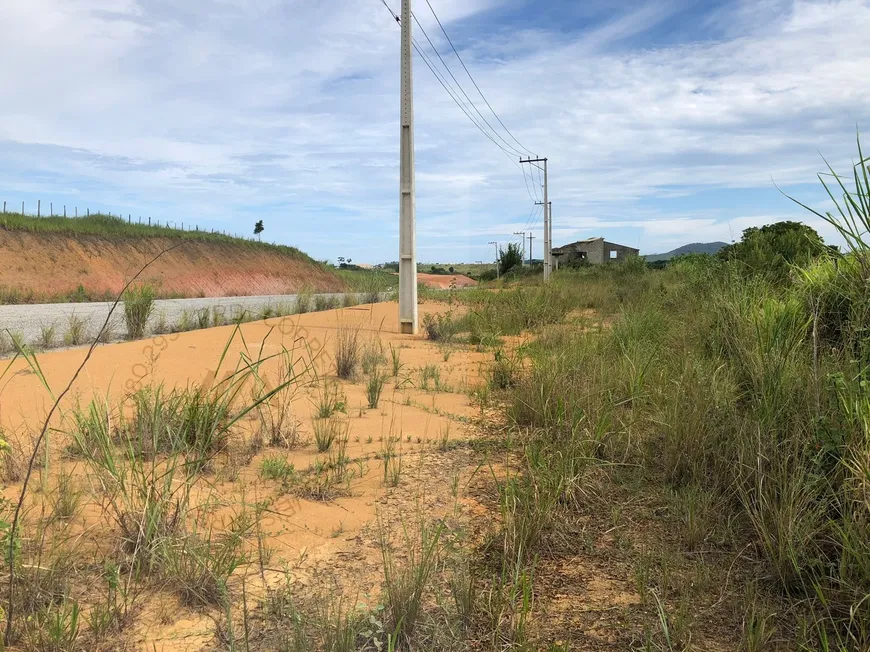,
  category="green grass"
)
[122,284,156,339]
[0,211,317,261]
